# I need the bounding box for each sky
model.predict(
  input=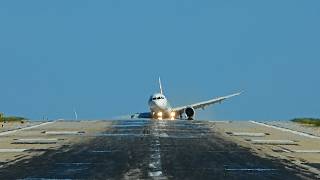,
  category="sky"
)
[0,1,319,121]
